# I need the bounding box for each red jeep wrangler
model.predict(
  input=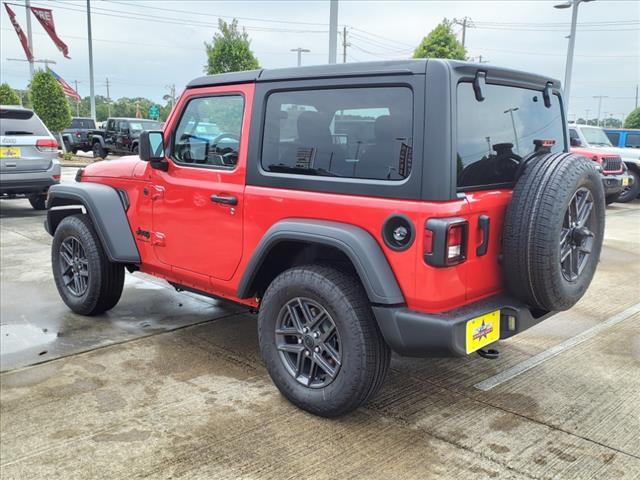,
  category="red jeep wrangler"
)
[570,146,631,204]
[46,60,605,417]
